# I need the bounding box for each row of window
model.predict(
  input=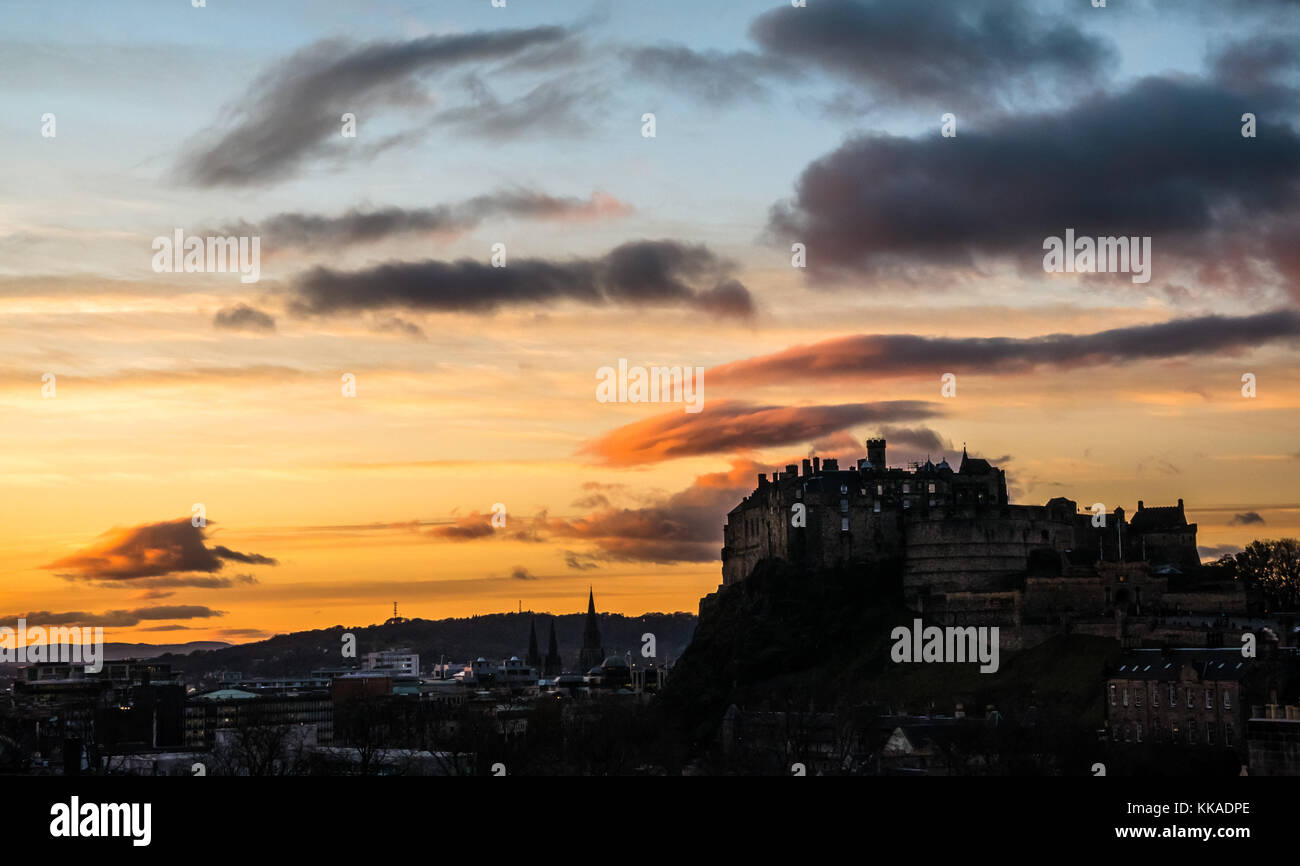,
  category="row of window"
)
[1110,683,1232,710]
[1113,721,1234,746]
